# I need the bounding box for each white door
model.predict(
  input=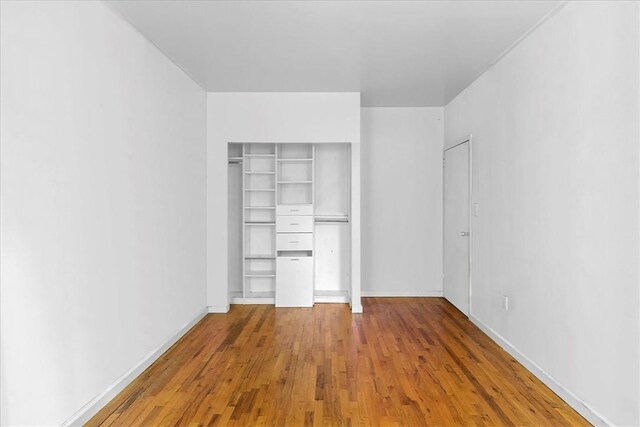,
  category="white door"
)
[444,141,470,316]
